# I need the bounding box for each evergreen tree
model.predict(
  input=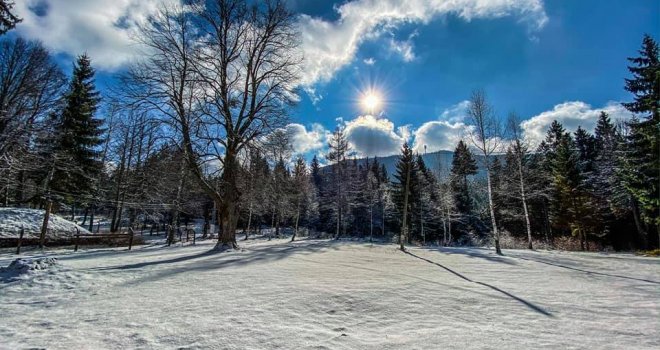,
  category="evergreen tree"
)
[271,157,291,238]
[393,142,417,247]
[310,155,322,189]
[449,140,478,229]
[549,131,592,250]
[621,34,660,247]
[48,54,104,200]
[327,126,350,239]
[590,113,619,232]
[291,156,316,241]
